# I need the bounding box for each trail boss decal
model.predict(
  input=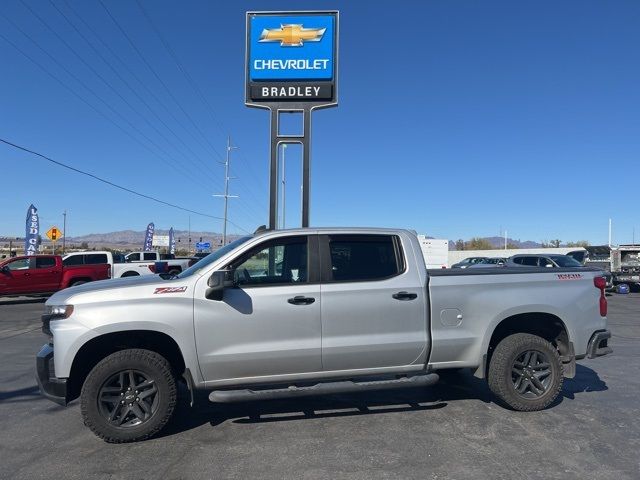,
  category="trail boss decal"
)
[557,274,583,280]
[153,286,188,294]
